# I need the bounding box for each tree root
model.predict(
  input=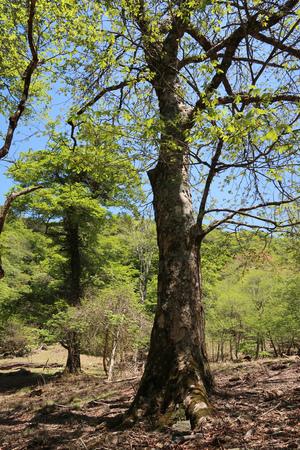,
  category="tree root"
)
[183,384,213,429]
